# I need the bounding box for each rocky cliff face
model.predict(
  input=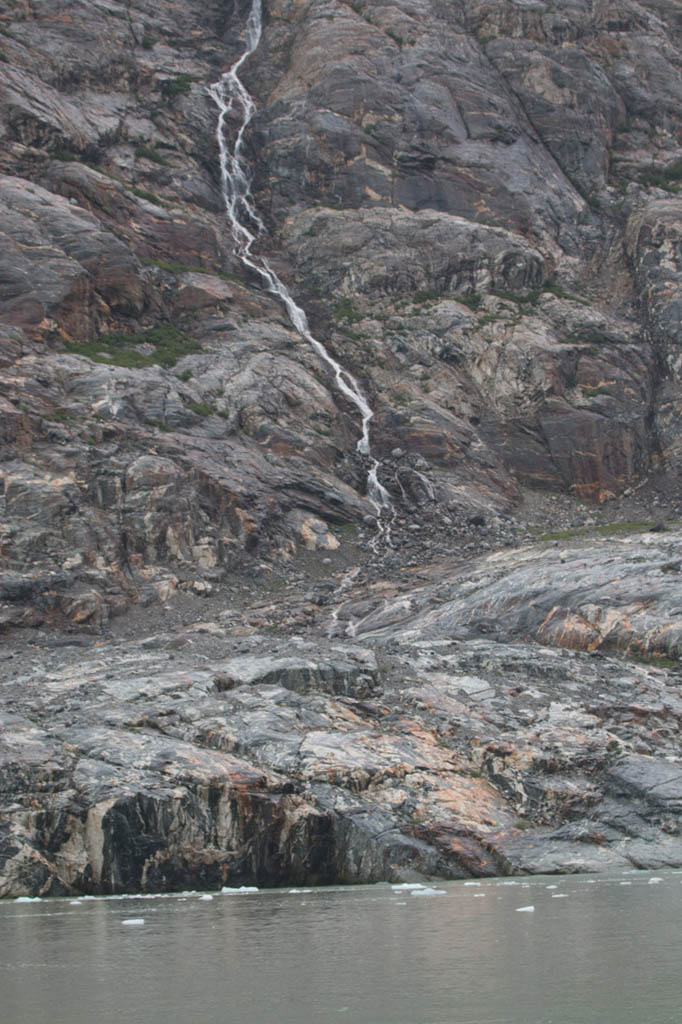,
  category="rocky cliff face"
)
[1,0,682,895]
